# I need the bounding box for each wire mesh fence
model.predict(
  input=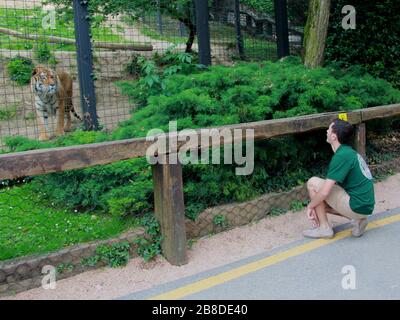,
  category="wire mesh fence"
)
[0,0,304,148]
[0,0,311,272]
[209,1,278,63]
